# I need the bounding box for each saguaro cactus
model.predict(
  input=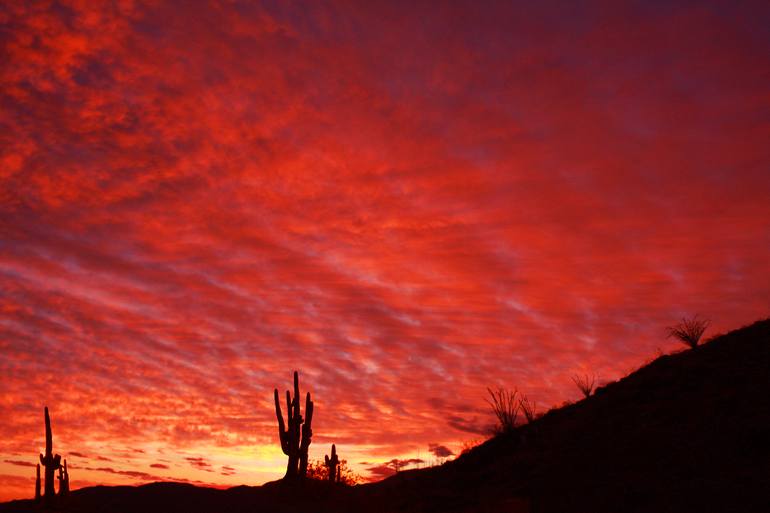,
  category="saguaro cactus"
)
[35,463,41,501]
[274,371,314,479]
[324,444,340,482]
[57,459,69,496]
[39,406,61,504]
